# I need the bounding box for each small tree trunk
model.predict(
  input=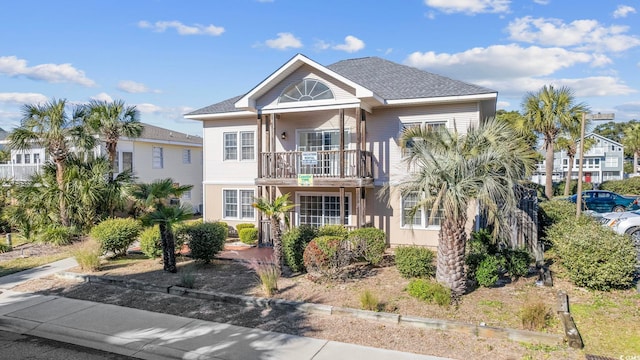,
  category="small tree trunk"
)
[436,215,468,296]
[635,152,639,174]
[544,139,555,199]
[564,154,574,196]
[159,223,177,273]
[270,216,283,271]
[107,141,117,182]
[55,160,69,227]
